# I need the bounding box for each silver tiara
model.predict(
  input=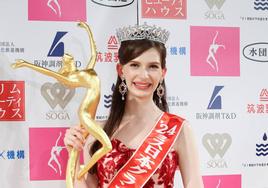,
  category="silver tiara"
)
[116,23,169,44]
